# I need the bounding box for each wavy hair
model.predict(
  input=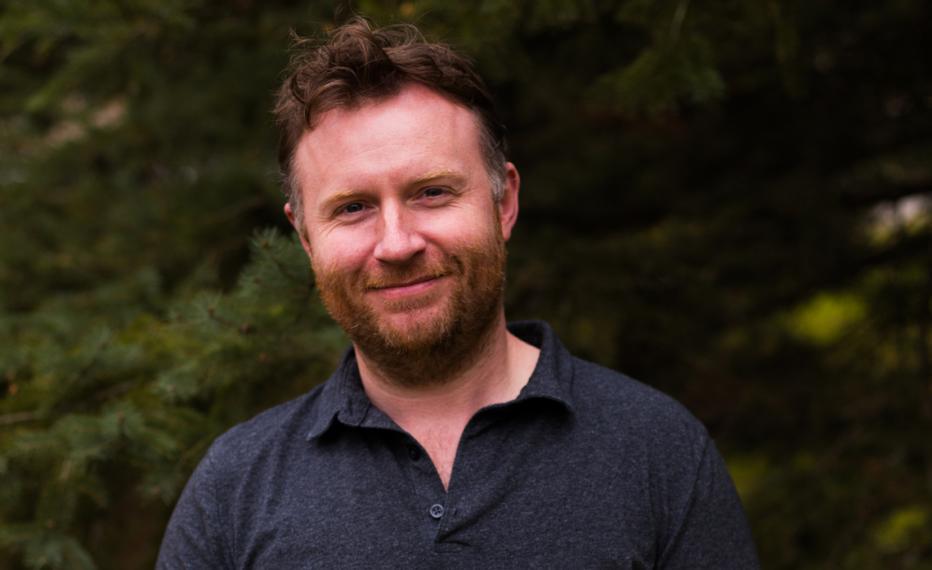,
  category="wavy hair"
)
[274,17,507,224]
